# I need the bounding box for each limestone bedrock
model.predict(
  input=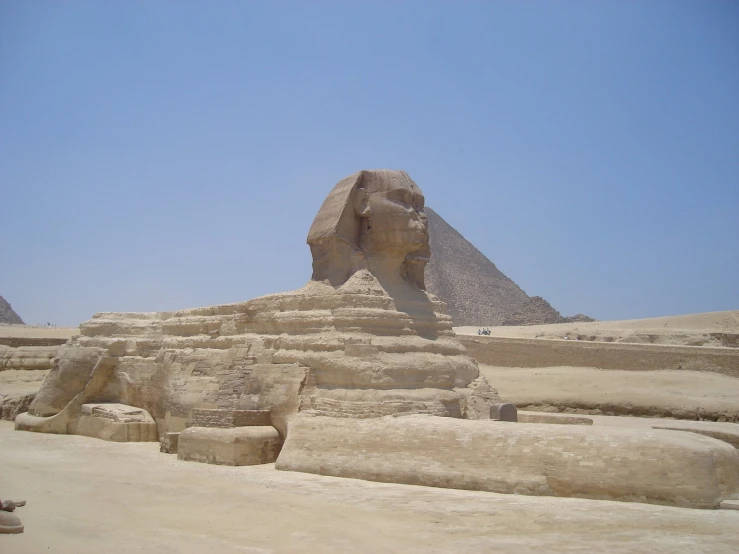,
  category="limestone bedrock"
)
[15,169,739,508]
